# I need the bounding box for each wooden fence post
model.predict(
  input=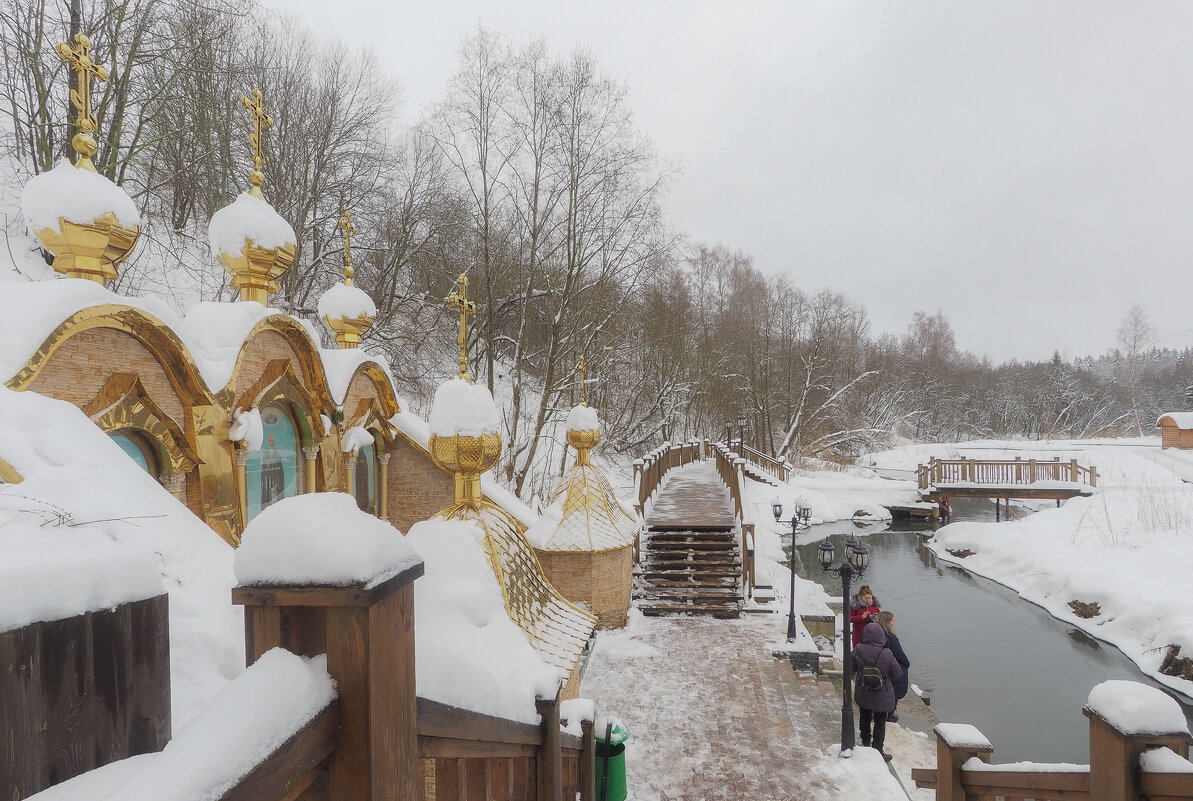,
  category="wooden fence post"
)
[934,724,993,801]
[233,561,425,801]
[1070,458,1079,482]
[580,719,595,801]
[1085,693,1193,801]
[1090,465,1097,487]
[537,692,562,801]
